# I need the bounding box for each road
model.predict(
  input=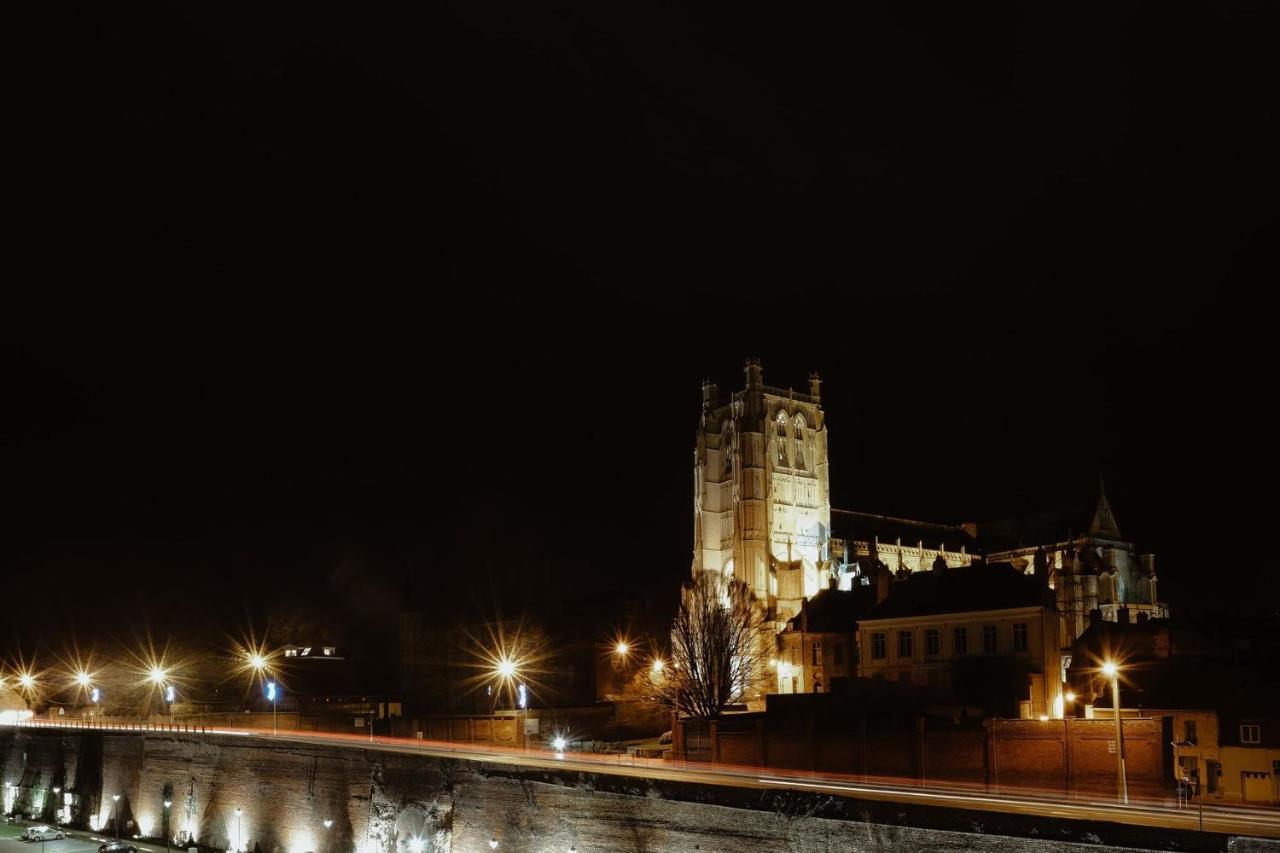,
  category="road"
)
[8,721,1280,839]
[1,820,172,853]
